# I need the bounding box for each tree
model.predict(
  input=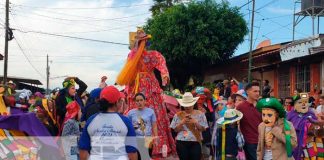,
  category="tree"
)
[150,0,180,16]
[145,0,248,90]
